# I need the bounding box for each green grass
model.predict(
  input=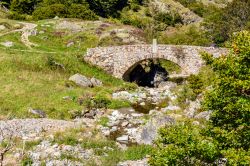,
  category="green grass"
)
[100,145,153,166]
[159,59,181,74]
[98,116,109,127]
[0,46,128,119]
